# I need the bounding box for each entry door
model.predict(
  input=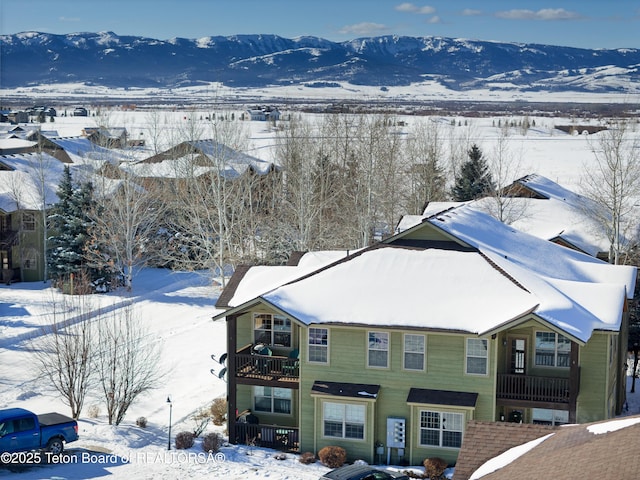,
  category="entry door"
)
[510,338,526,374]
